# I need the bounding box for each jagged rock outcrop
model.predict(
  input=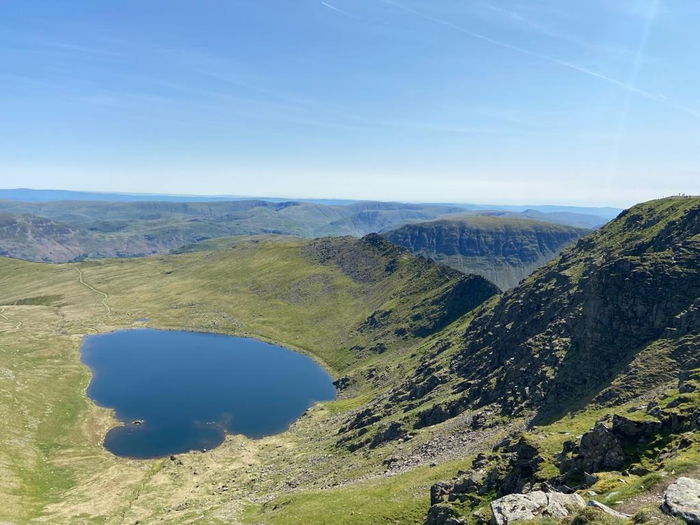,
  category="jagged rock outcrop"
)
[384,216,589,290]
[558,423,626,478]
[662,477,700,524]
[424,375,700,522]
[369,422,411,448]
[425,505,466,525]
[558,371,700,485]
